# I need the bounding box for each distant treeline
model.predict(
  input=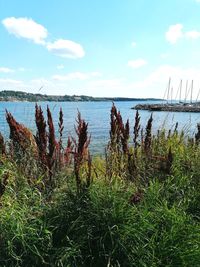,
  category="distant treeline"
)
[0,90,162,102]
